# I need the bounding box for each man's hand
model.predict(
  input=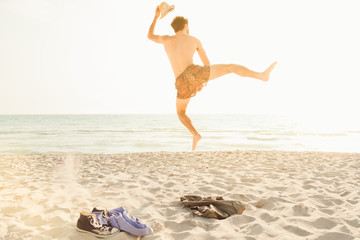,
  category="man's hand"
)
[155,6,160,19]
